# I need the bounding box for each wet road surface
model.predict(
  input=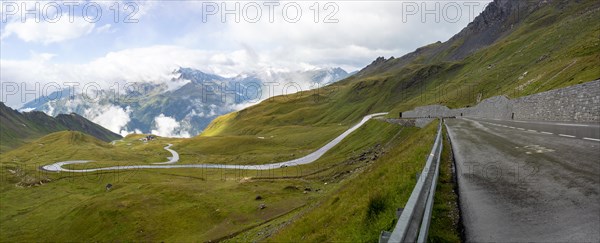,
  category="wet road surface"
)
[446,117,600,242]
